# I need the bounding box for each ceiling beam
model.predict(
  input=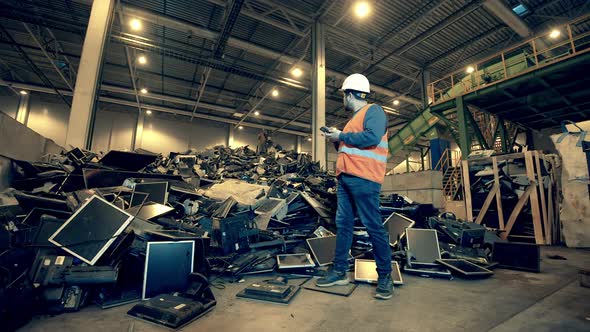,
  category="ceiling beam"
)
[363,0,485,75]
[0,24,71,106]
[483,0,532,38]
[425,25,506,66]
[206,0,308,36]
[22,23,75,90]
[122,4,422,105]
